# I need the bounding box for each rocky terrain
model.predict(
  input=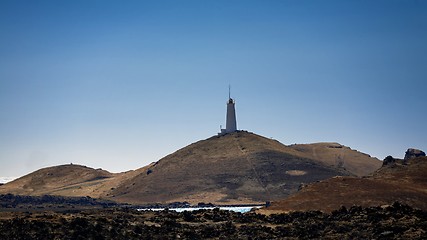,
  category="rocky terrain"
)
[0,194,119,212]
[261,155,427,213]
[0,131,381,205]
[0,202,426,239]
